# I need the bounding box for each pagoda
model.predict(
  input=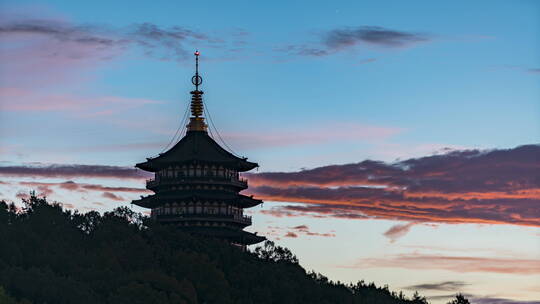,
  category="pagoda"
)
[132,51,265,247]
